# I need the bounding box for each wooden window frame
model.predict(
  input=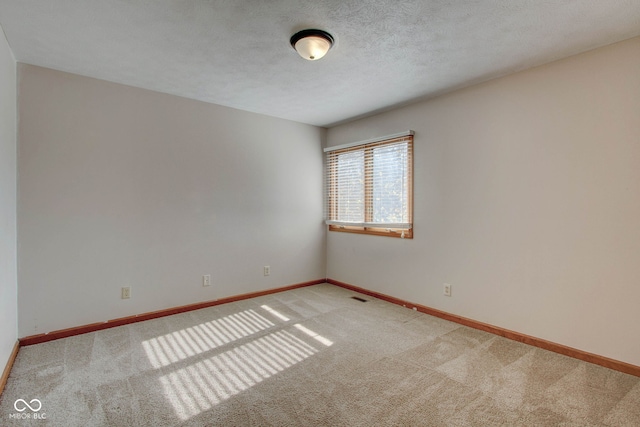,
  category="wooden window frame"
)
[325,134,413,239]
